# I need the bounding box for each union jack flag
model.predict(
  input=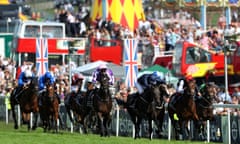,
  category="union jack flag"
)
[36,38,48,77]
[124,39,138,88]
